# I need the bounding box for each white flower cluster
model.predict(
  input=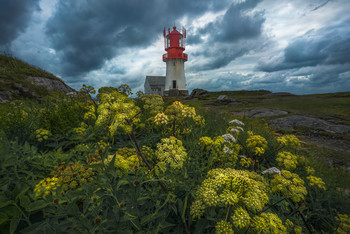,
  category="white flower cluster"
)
[222,133,236,143]
[229,119,245,126]
[223,146,232,154]
[262,167,281,175]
